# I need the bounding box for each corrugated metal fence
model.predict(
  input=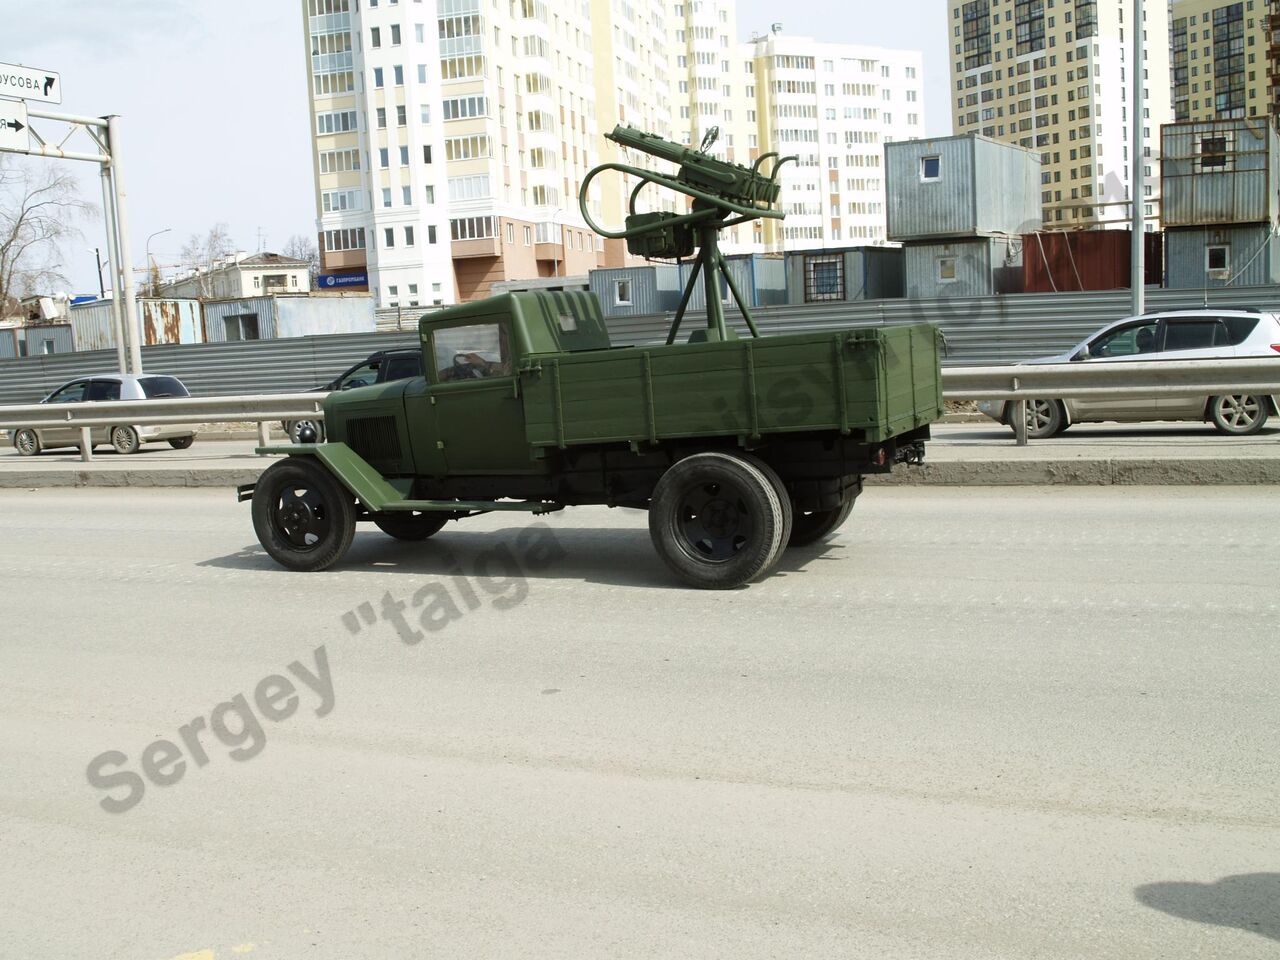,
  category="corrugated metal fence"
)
[2,285,1278,405]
